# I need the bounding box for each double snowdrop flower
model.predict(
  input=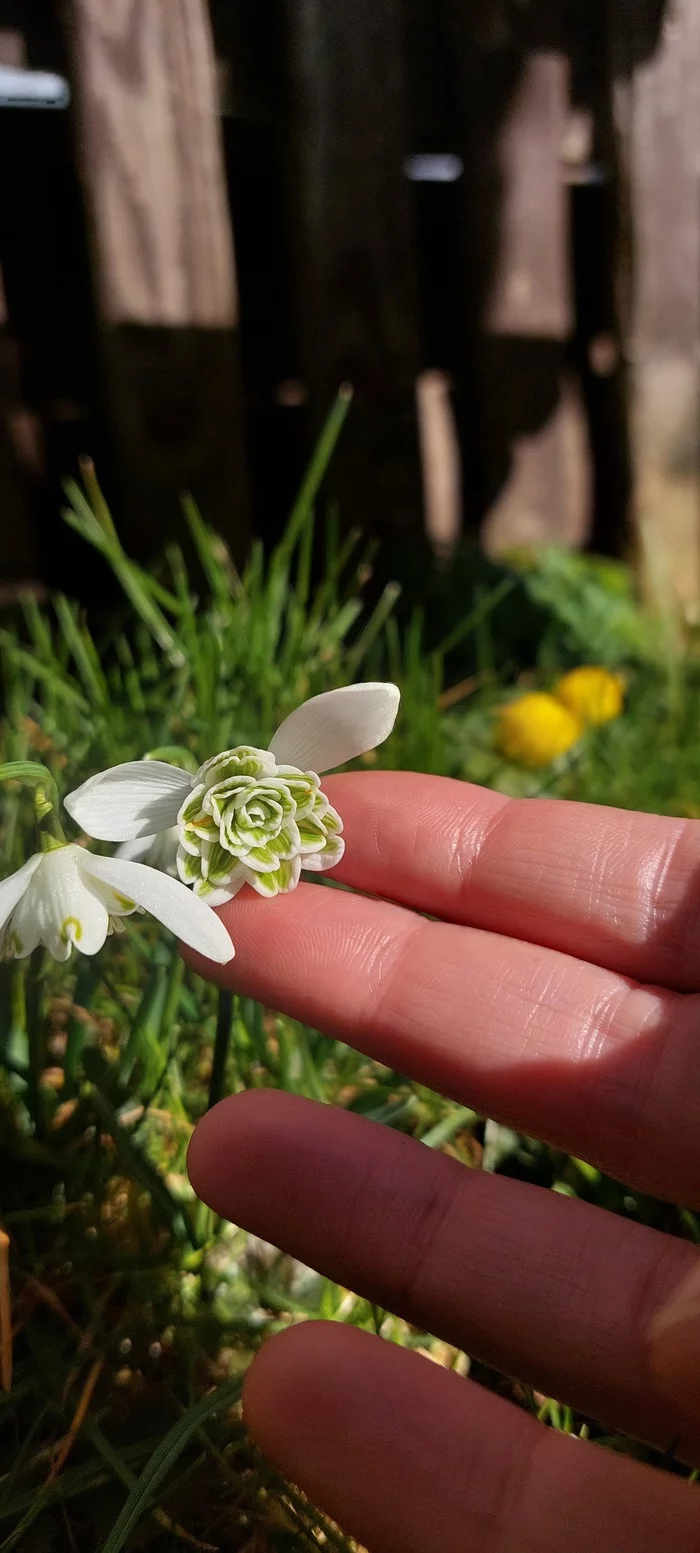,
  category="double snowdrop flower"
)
[65,683,400,905]
[0,684,399,966]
